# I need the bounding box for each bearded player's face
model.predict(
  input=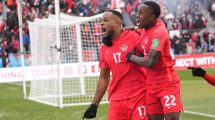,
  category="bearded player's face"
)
[101,12,115,39]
